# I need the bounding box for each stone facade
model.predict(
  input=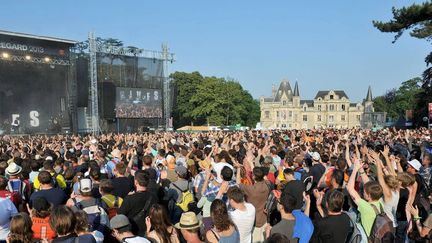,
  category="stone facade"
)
[259,80,386,129]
